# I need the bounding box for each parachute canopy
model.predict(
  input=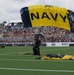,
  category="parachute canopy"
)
[40,54,74,60]
[20,5,74,33]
